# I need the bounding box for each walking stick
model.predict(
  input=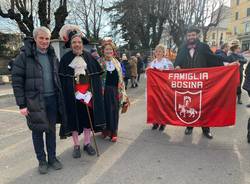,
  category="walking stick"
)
[85,105,100,157]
